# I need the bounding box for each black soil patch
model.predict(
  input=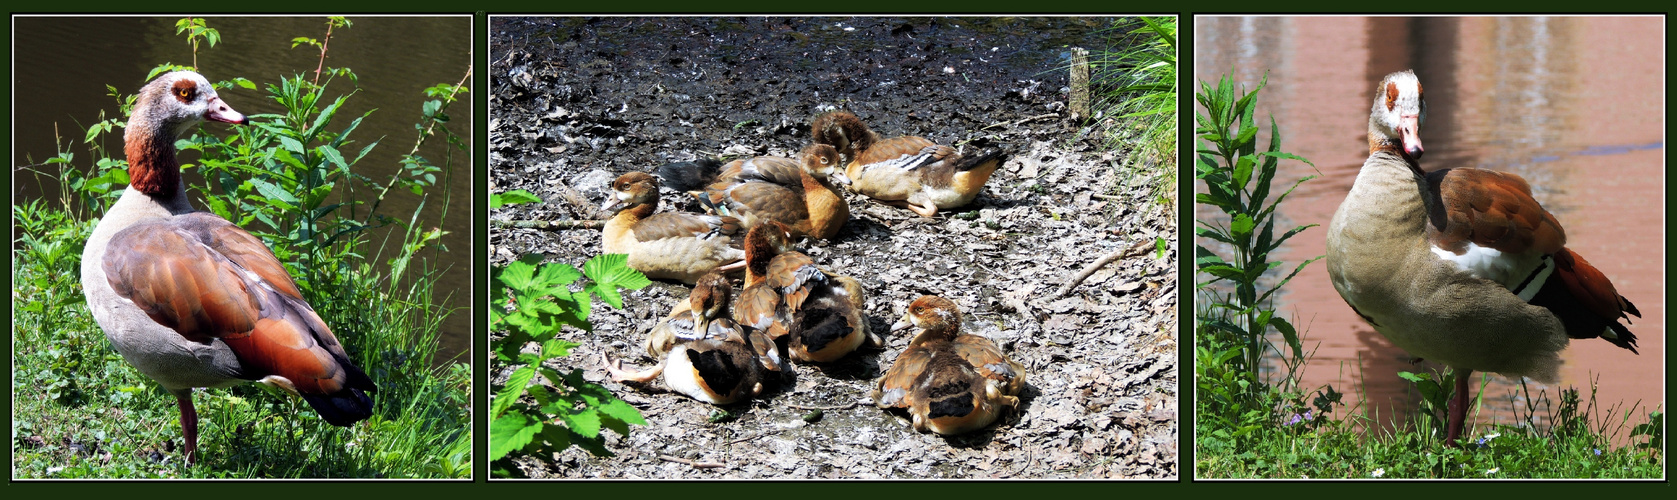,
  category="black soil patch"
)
[490,16,1177,479]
